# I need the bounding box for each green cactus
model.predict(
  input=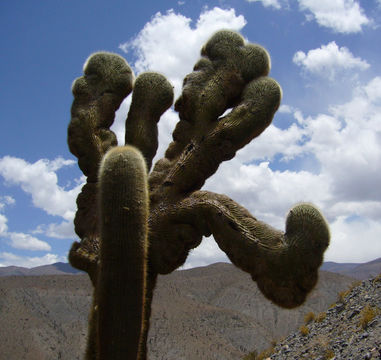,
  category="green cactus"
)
[97,146,149,360]
[68,30,330,359]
